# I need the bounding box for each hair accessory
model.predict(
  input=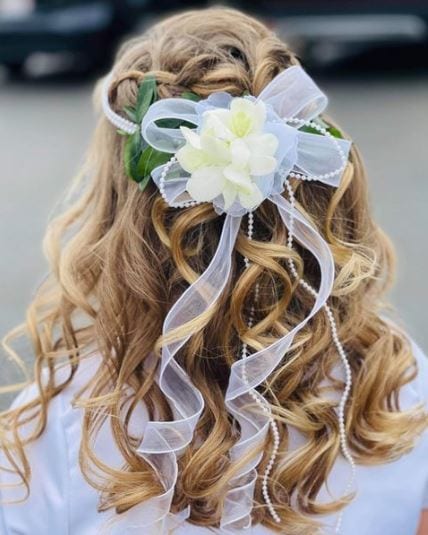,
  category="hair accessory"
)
[102,65,355,533]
